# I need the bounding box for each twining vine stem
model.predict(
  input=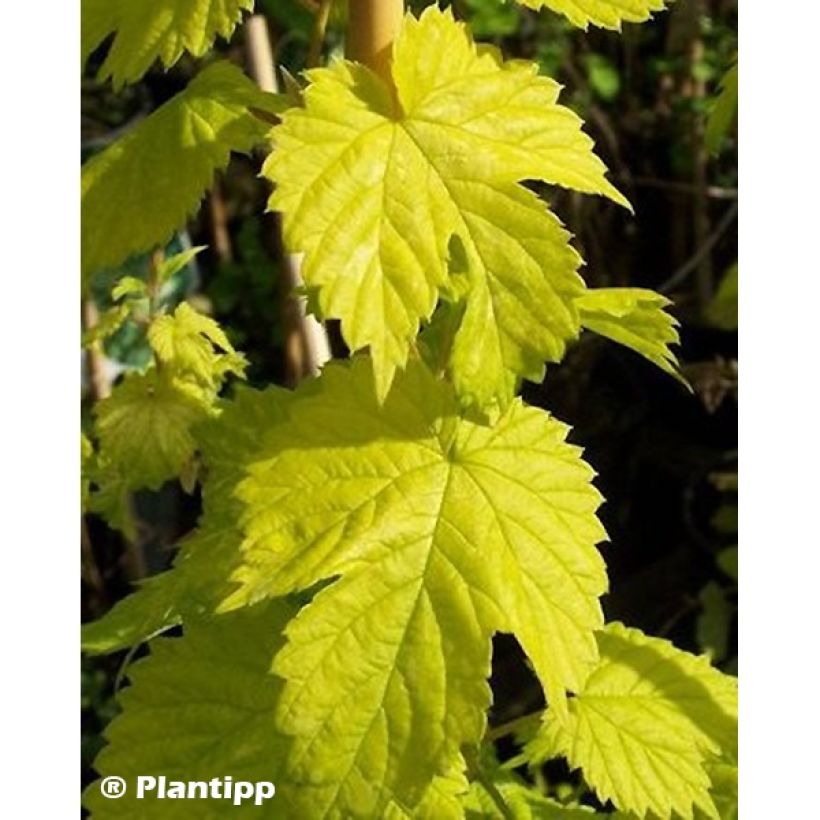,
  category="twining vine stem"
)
[307,0,333,68]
